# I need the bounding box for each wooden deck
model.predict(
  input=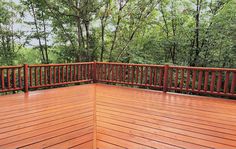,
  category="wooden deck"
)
[0,84,236,149]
